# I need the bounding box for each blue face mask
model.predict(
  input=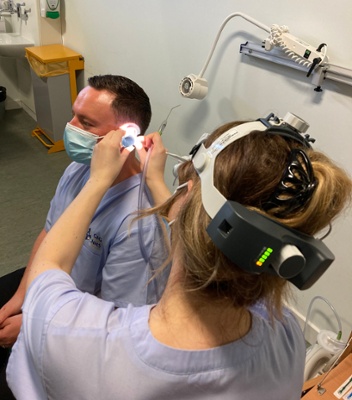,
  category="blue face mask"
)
[63,123,100,165]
